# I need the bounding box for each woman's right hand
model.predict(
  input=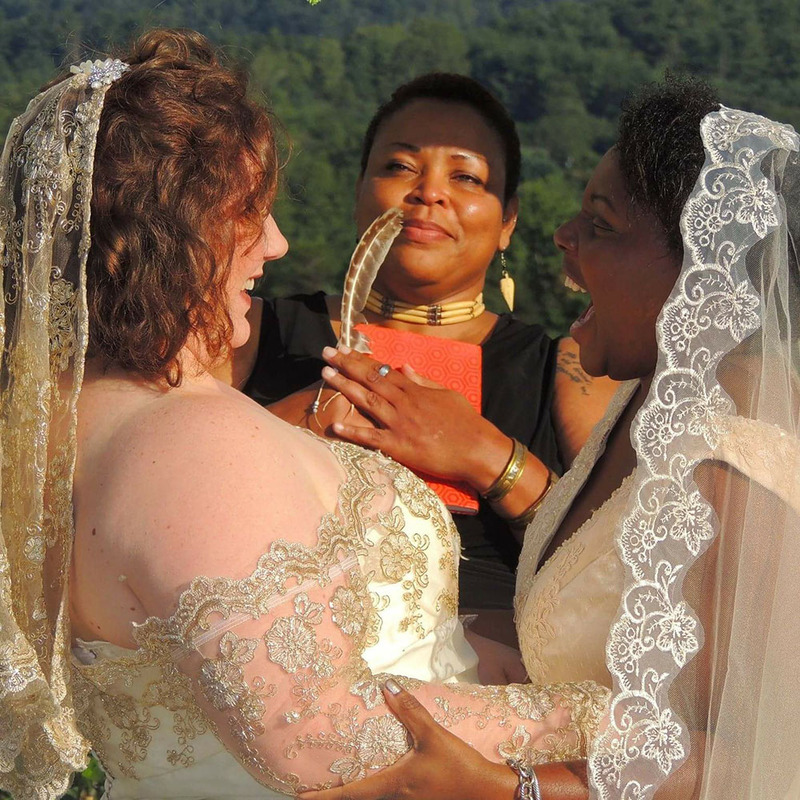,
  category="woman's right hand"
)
[299,681,519,800]
[318,345,554,522]
[318,346,512,489]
